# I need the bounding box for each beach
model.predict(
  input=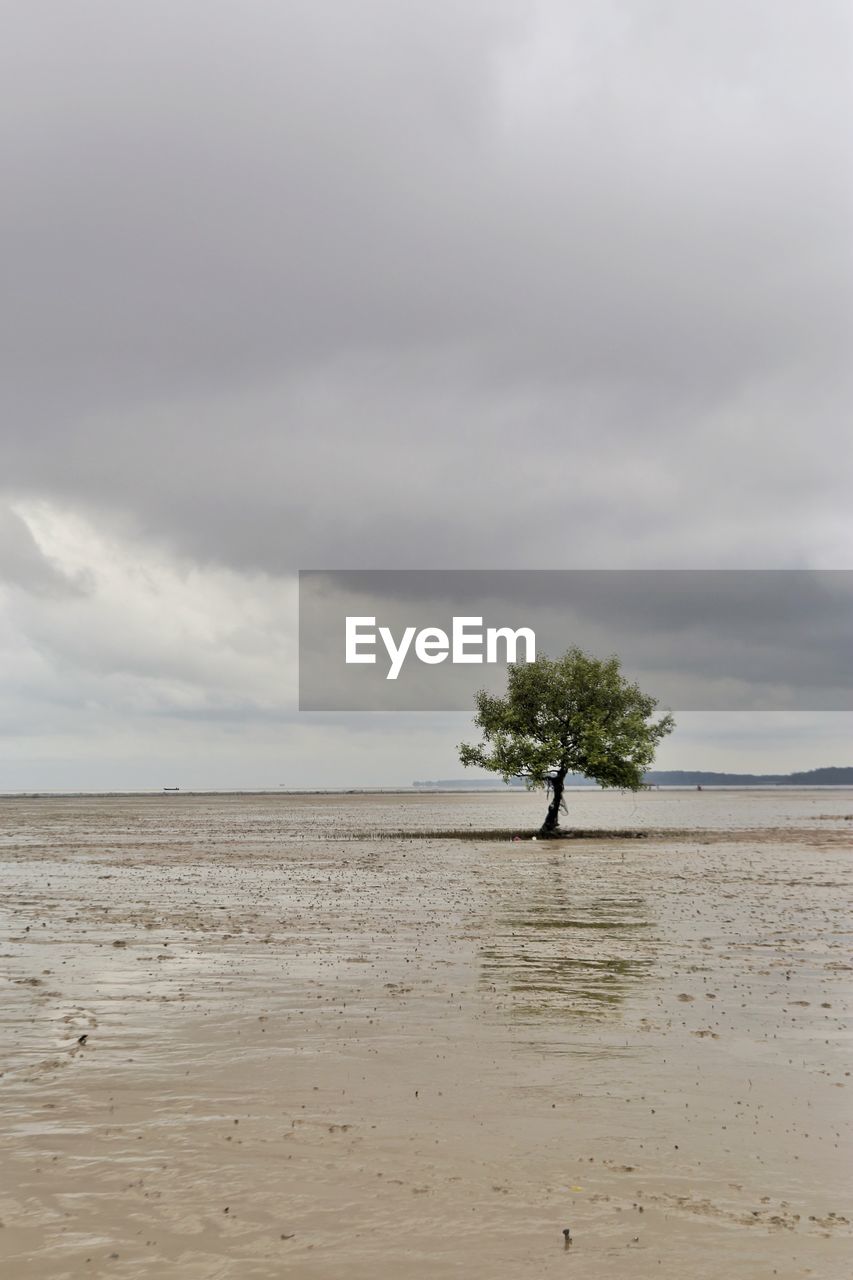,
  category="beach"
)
[1,789,851,1279]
